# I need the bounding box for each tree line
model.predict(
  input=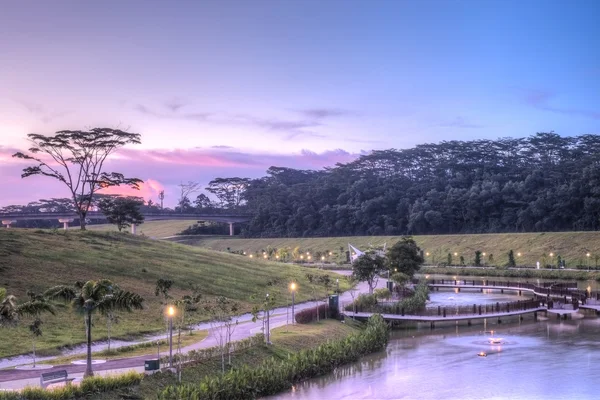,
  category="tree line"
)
[240,132,600,237]
[8,130,600,237]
